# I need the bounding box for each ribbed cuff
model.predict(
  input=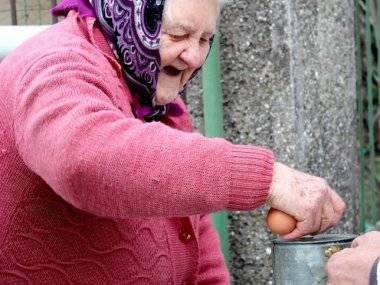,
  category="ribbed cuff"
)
[370,256,380,285]
[226,145,274,211]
